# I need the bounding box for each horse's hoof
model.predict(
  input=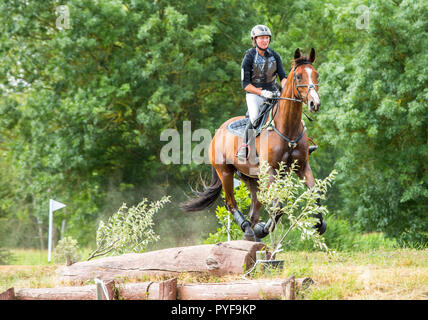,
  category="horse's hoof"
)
[254,222,269,239]
[243,226,256,242]
[316,221,327,235]
[243,233,256,242]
